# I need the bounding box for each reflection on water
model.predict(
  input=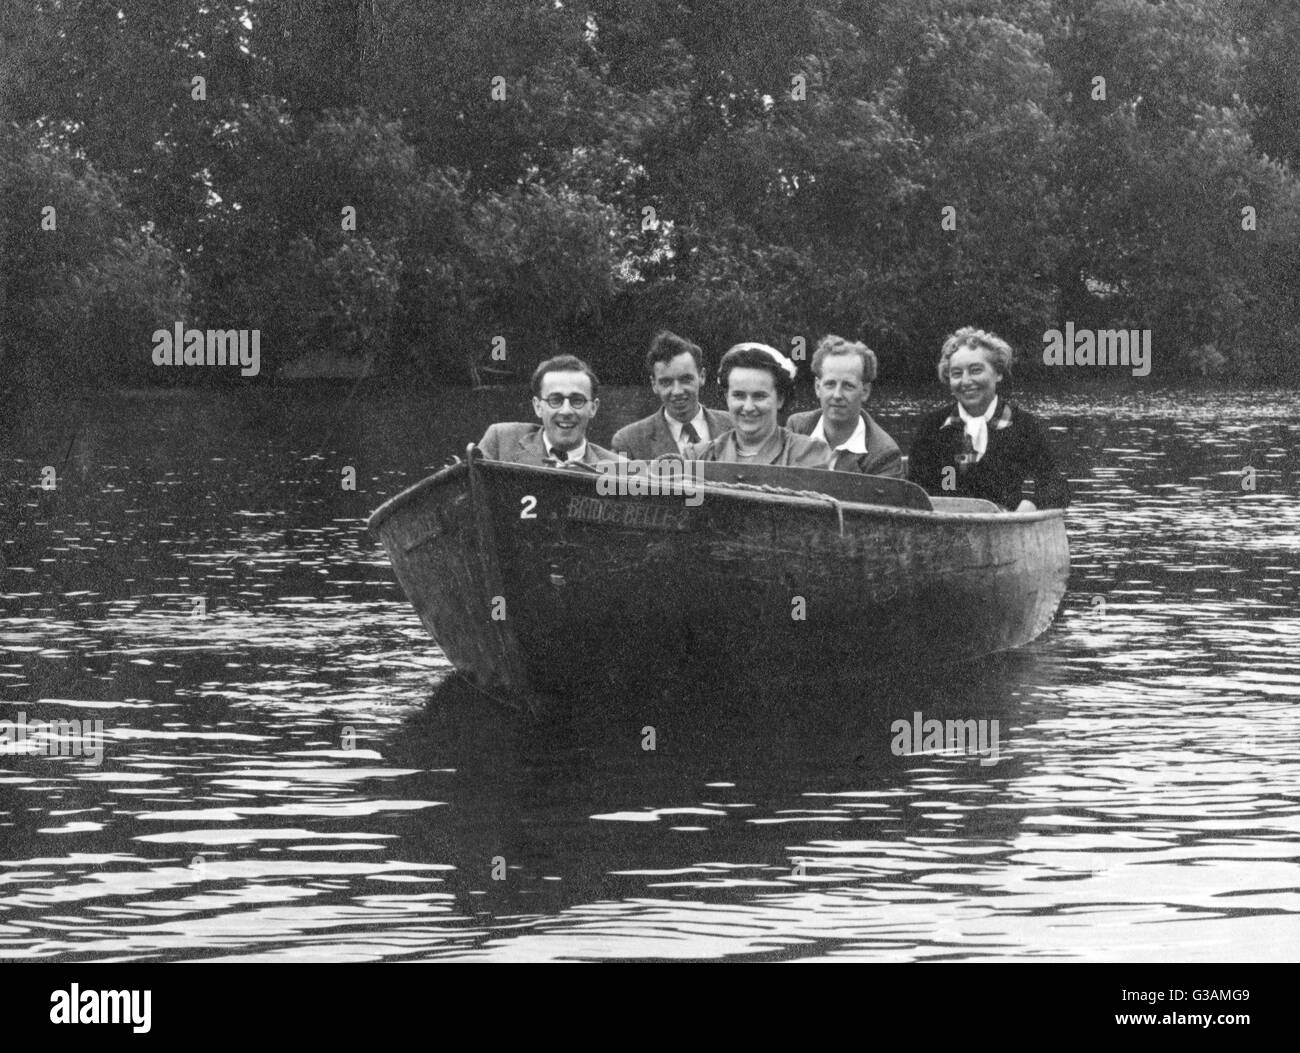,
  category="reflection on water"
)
[1,383,1298,962]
